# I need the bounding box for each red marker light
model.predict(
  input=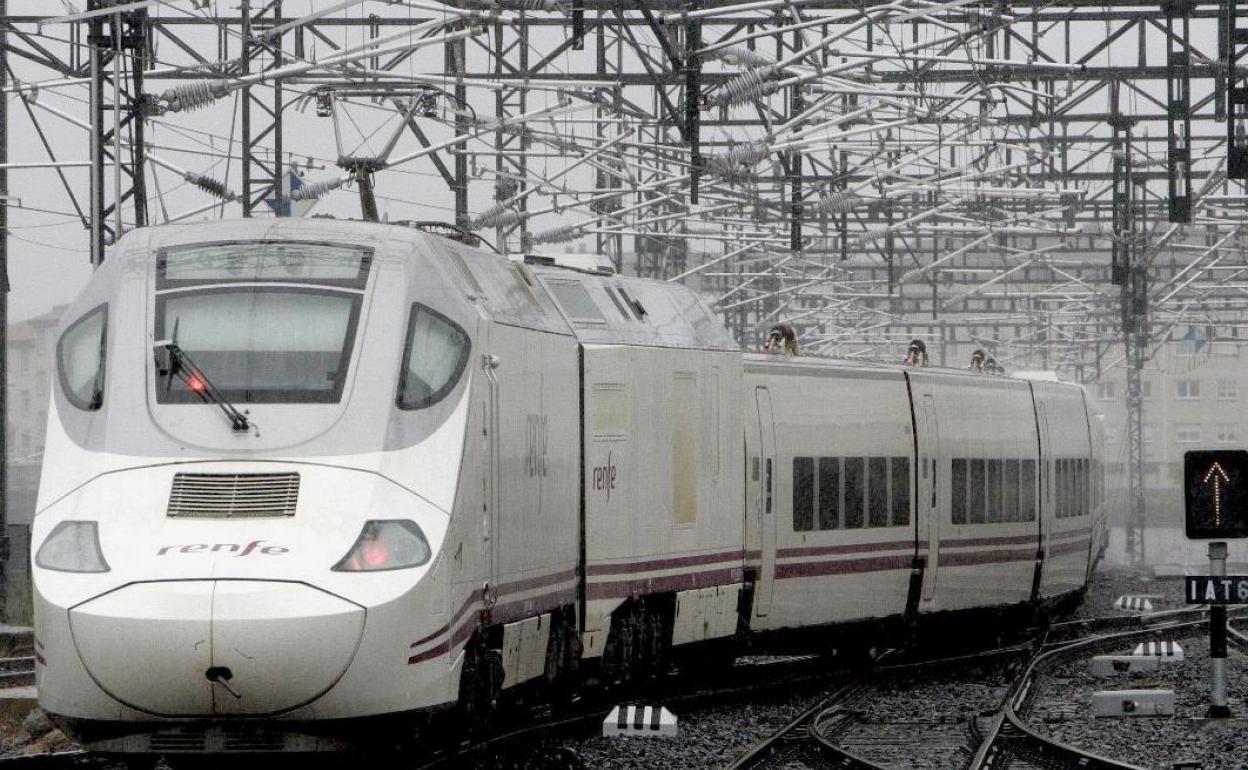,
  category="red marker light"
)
[360,538,390,568]
[188,375,206,394]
